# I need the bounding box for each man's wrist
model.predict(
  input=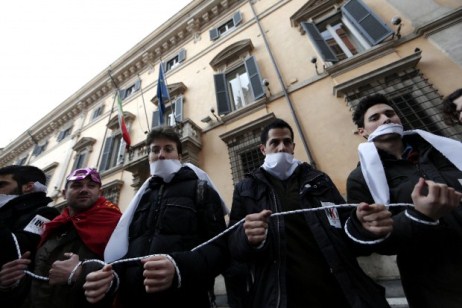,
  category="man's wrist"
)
[68,262,82,285]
